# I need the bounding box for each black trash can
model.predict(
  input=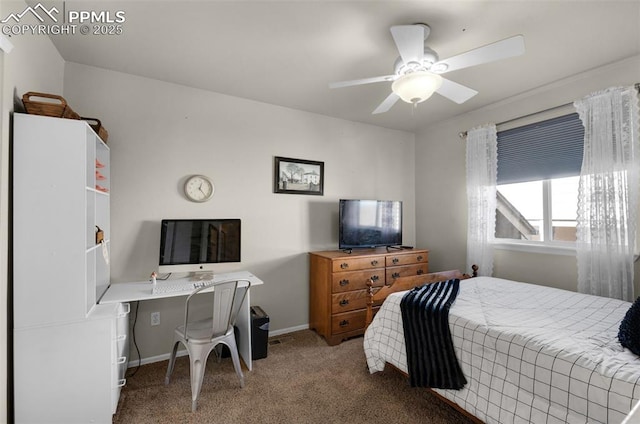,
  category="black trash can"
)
[251,306,269,360]
[220,325,240,358]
